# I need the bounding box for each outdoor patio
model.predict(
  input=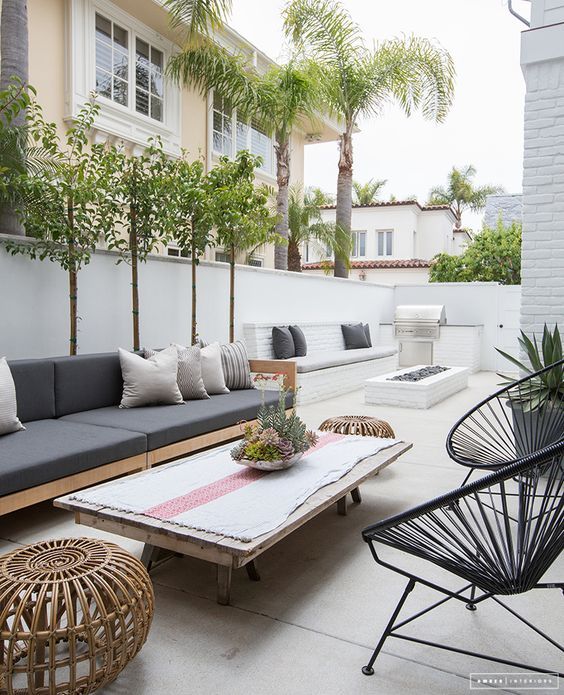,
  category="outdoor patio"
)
[1,372,560,695]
